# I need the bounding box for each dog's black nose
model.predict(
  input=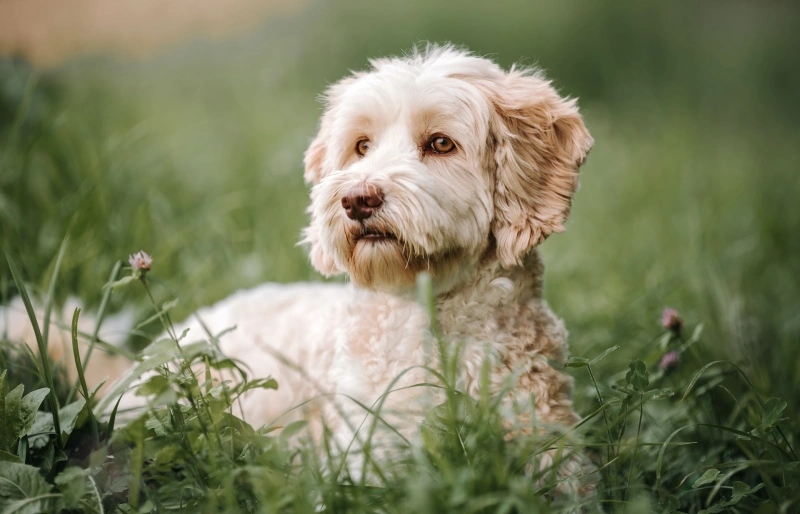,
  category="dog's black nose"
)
[341,184,384,220]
